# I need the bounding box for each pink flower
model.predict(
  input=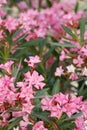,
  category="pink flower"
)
[13,111,25,118]
[82,67,87,76]
[25,32,38,41]
[20,86,34,100]
[19,10,48,41]
[0,0,7,7]
[0,75,15,91]
[41,93,67,119]
[41,93,83,119]
[67,64,76,73]
[69,73,78,80]
[73,56,84,67]
[0,61,14,74]
[13,127,19,130]
[24,71,45,89]
[24,55,41,68]
[54,93,69,106]
[0,75,17,107]
[74,116,86,130]
[0,10,6,16]
[80,101,87,118]
[17,1,28,10]
[22,102,34,114]
[30,0,39,9]
[0,113,10,127]
[33,121,48,130]
[63,96,82,117]
[50,103,63,119]
[4,17,19,33]
[19,83,34,114]
[55,66,64,77]
[80,45,87,57]
[41,96,51,111]
[20,114,31,129]
[59,50,67,61]
[63,0,77,5]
